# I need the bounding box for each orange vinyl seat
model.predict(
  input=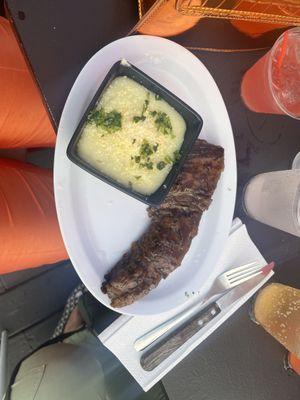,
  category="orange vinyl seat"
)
[0,158,68,274]
[0,17,68,274]
[0,16,56,148]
